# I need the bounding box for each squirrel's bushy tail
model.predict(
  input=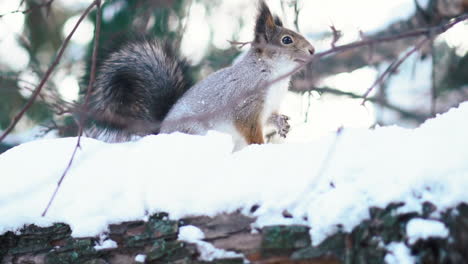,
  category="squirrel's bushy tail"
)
[85,37,193,141]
